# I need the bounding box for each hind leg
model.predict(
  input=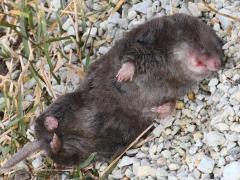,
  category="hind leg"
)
[44,116,58,131]
[43,116,62,153]
[151,102,176,118]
